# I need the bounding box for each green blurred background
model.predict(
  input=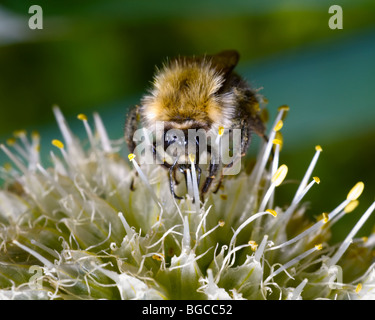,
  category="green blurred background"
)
[0,0,374,242]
